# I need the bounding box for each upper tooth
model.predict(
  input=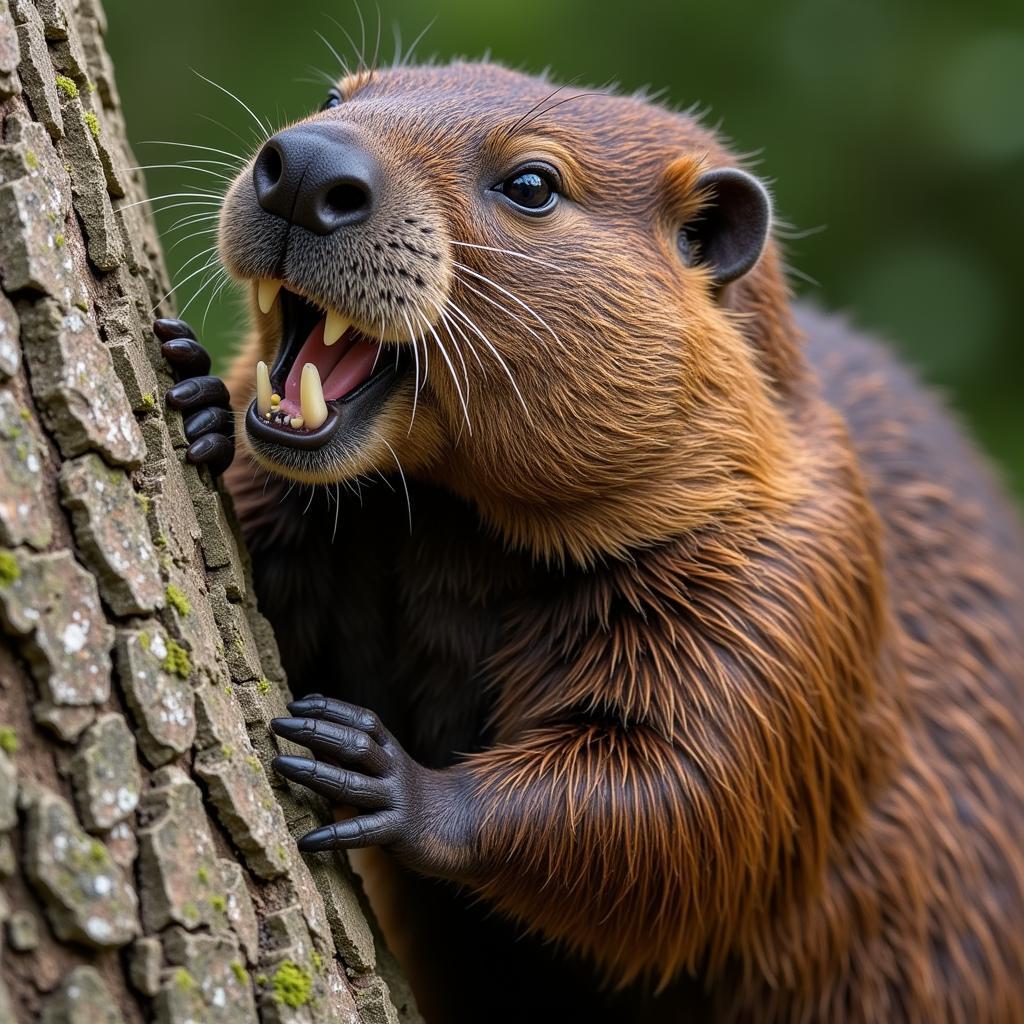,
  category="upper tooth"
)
[257,279,282,314]
[256,359,272,415]
[324,310,351,347]
[300,363,329,430]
